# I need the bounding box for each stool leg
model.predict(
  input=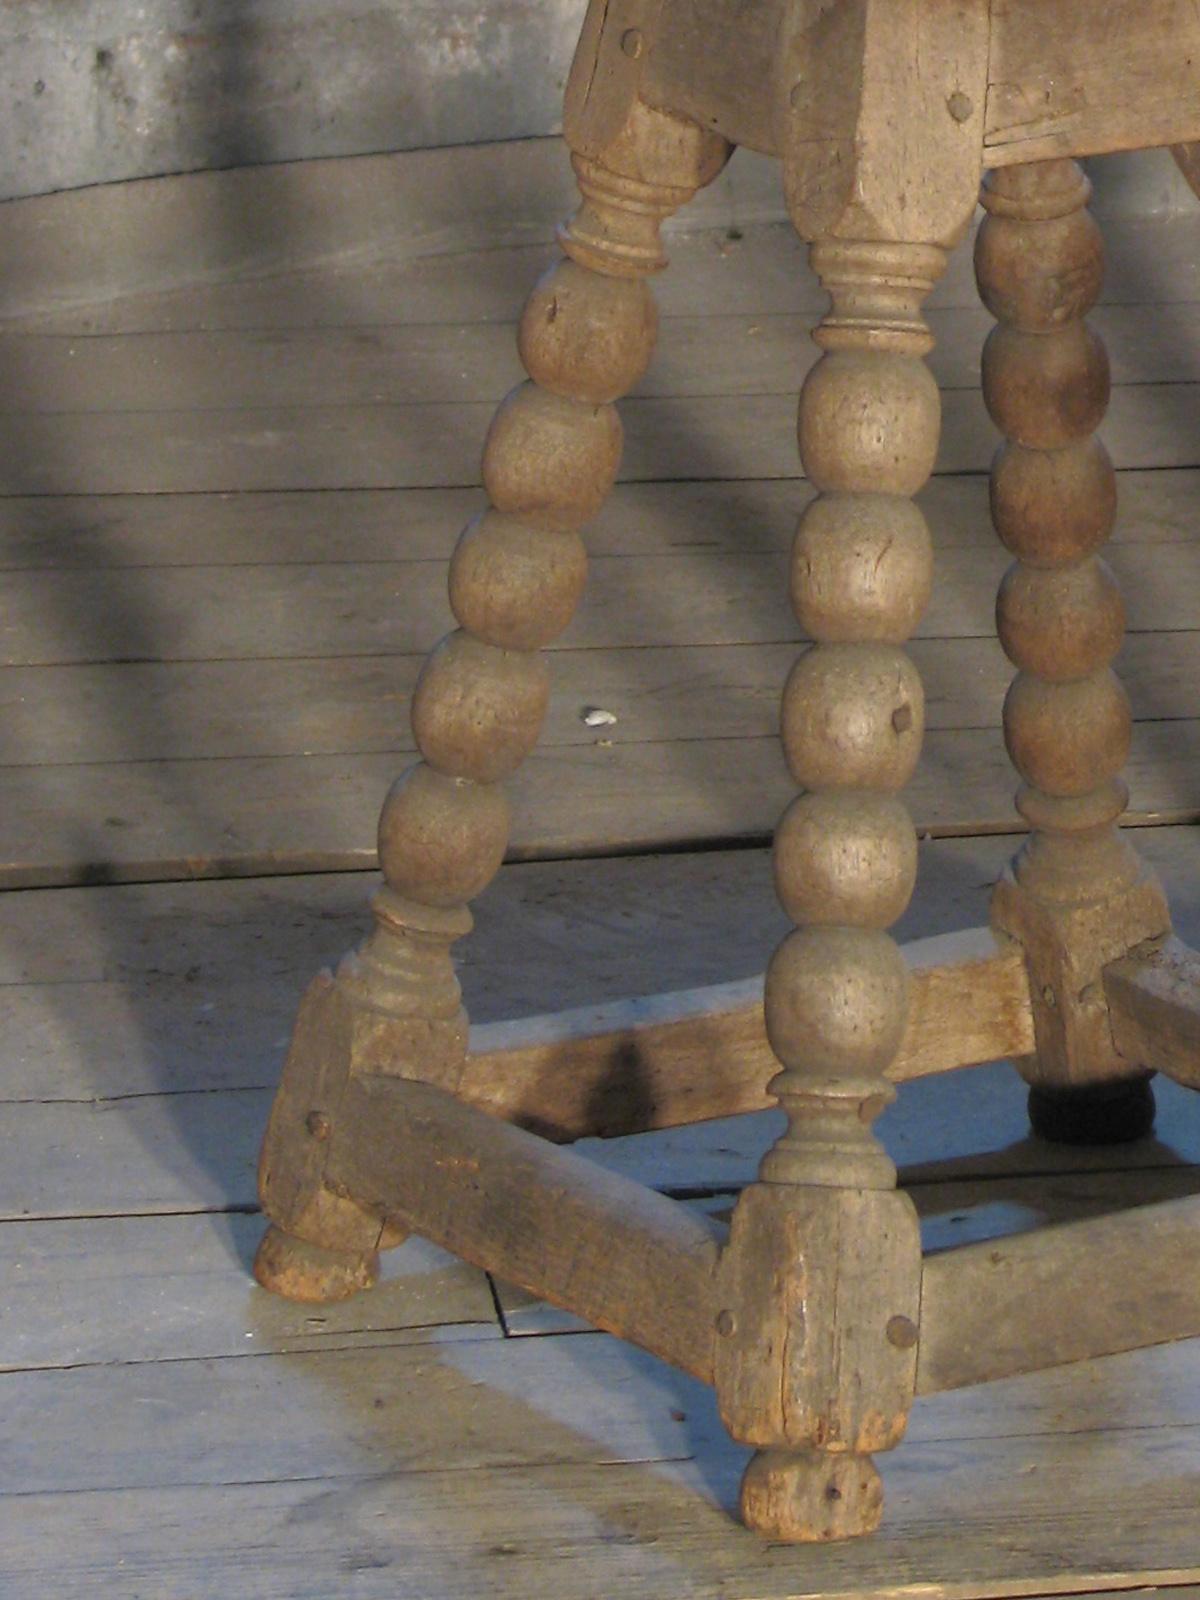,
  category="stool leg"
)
[254,104,730,1302]
[976,161,1170,1144]
[715,239,940,1540]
